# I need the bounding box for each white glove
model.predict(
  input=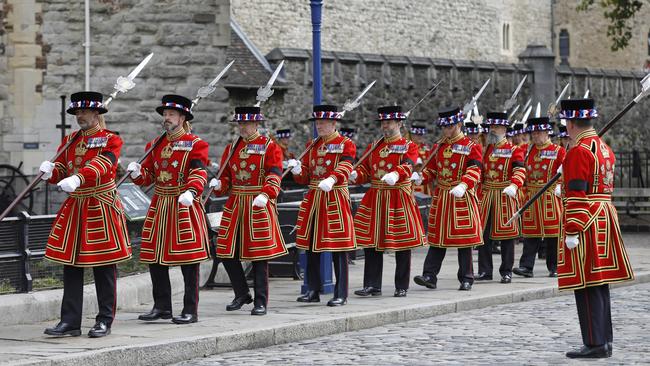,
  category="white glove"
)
[349,170,358,183]
[287,159,302,175]
[554,184,562,197]
[39,161,55,180]
[450,183,467,198]
[416,157,423,165]
[410,172,422,186]
[502,184,518,198]
[178,191,194,207]
[252,194,268,208]
[318,177,336,192]
[127,162,142,179]
[381,171,399,186]
[557,165,563,175]
[209,178,222,190]
[57,175,81,193]
[565,234,579,250]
